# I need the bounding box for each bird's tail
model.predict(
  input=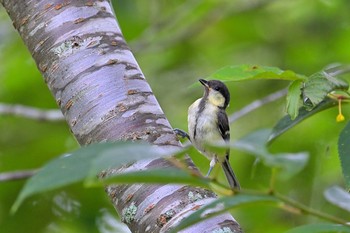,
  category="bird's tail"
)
[222,158,240,190]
